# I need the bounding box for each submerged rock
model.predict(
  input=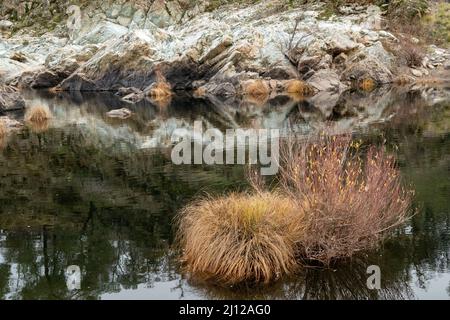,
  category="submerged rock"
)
[106,108,132,119]
[411,69,423,77]
[116,87,142,97]
[0,85,25,112]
